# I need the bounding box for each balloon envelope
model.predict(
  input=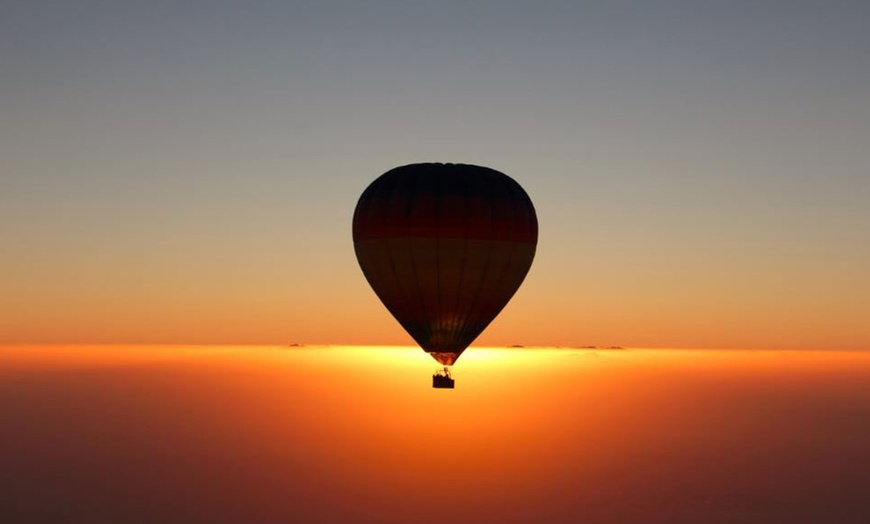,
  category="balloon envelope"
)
[353,163,538,366]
